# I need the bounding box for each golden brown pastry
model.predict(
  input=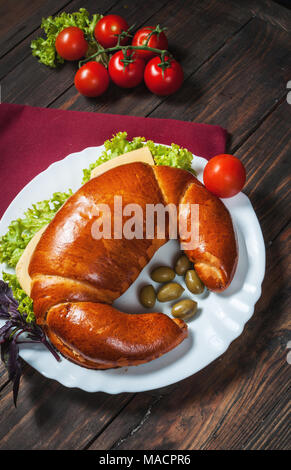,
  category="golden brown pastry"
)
[28,162,238,369]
